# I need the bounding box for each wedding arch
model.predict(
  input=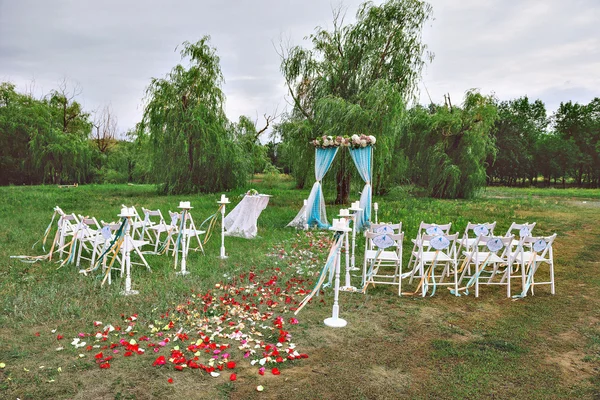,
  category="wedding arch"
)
[288,134,375,232]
